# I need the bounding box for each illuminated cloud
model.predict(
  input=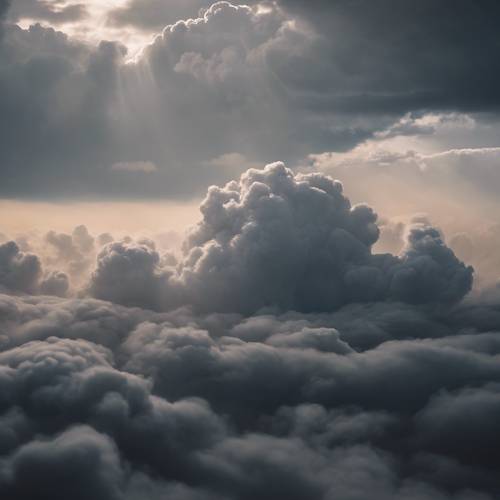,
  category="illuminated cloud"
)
[86,163,472,313]
[2,2,500,200]
[0,4,499,498]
